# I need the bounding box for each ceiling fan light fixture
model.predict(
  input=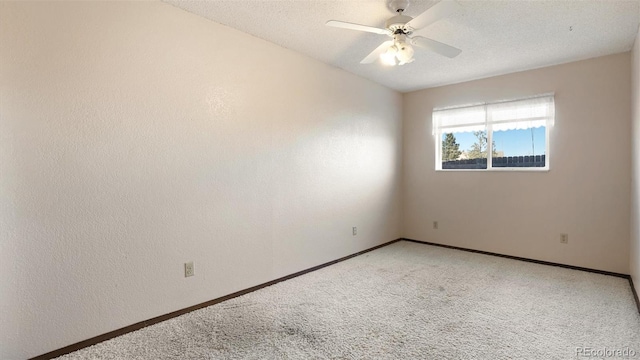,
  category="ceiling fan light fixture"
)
[380,41,414,66]
[396,42,414,65]
[380,45,398,66]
